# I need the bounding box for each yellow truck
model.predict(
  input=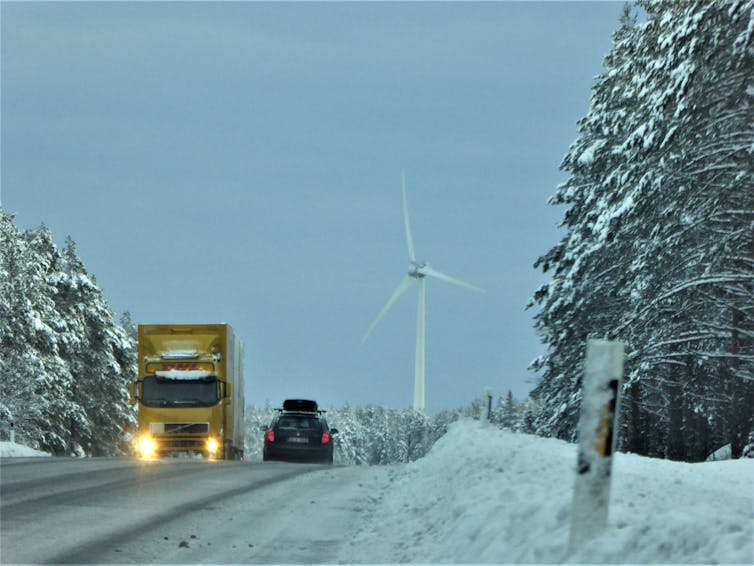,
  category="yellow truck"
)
[129,324,244,460]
